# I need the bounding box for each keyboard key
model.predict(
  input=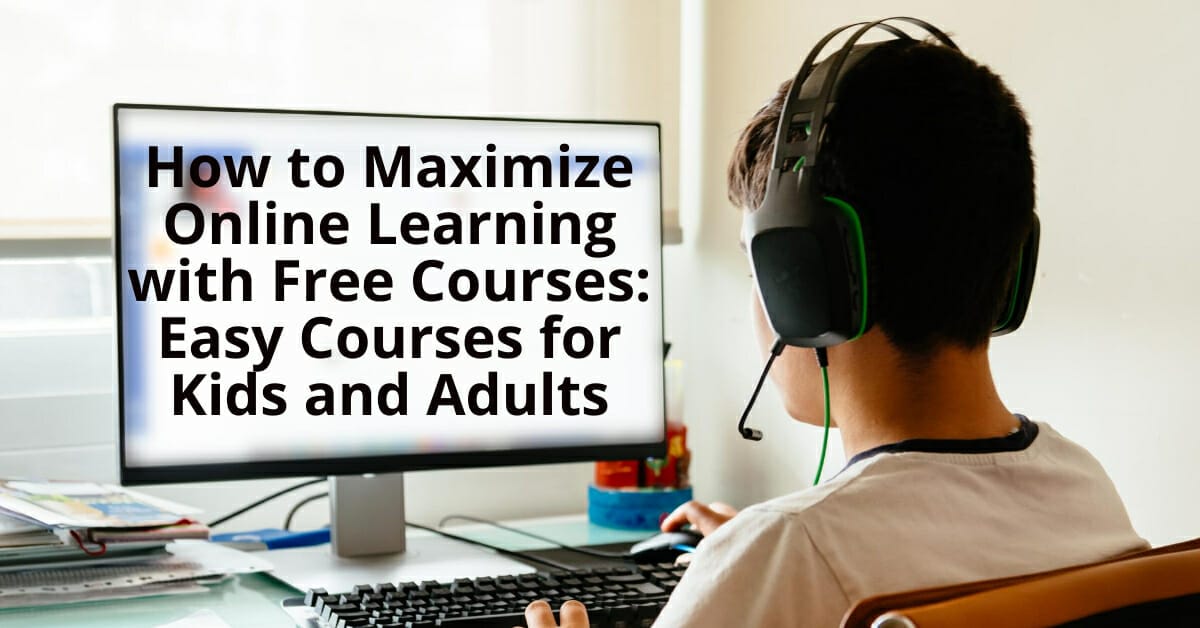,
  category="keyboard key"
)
[437,610,528,626]
[303,587,327,606]
[633,582,665,596]
[315,594,340,613]
[334,611,370,628]
[323,603,359,620]
[605,573,647,584]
